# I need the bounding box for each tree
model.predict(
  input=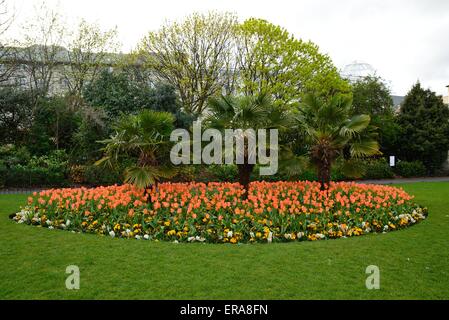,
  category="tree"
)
[352,76,394,116]
[296,93,380,190]
[138,12,239,116]
[205,93,291,196]
[70,105,108,163]
[63,20,119,105]
[97,110,176,190]
[0,0,17,84]
[236,18,350,107]
[0,87,34,145]
[396,82,449,173]
[83,70,193,127]
[16,2,66,101]
[351,76,400,155]
[27,96,79,155]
